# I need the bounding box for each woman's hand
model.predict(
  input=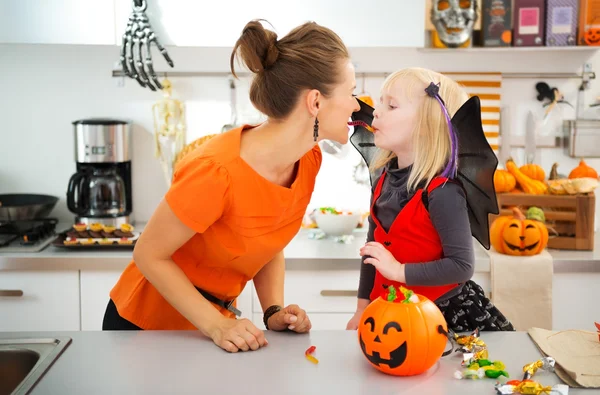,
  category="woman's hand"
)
[360,241,405,282]
[208,317,268,353]
[267,304,312,333]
